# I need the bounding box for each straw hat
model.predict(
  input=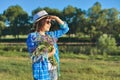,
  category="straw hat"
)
[33,10,49,23]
